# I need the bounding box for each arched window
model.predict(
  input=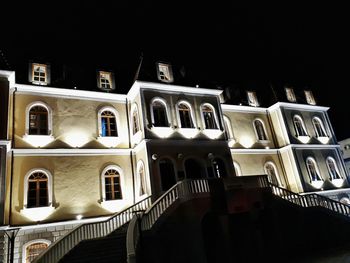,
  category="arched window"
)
[26,102,52,136]
[151,98,169,127]
[201,104,218,129]
[98,107,118,137]
[137,161,147,196]
[23,239,51,263]
[24,169,52,209]
[254,119,268,141]
[223,116,234,139]
[326,157,342,180]
[176,101,195,128]
[159,158,177,191]
[131,104,140,135]
[306,157,323,183]
[102,166,123,201]
[312,117,327,138]
[264,162,280,186]
[293,115,308,137]
[233,161,242,176]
